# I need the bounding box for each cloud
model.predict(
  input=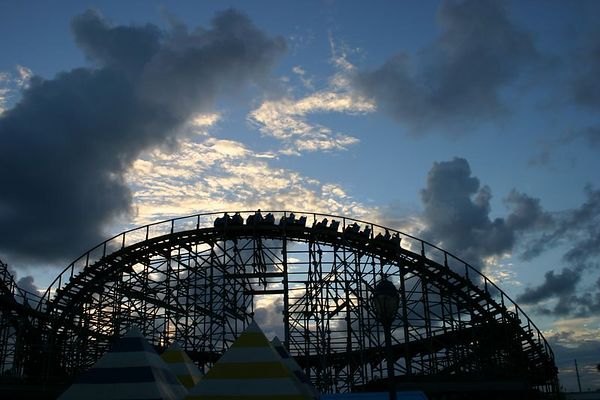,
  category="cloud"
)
[529,126,600,166]
[15,65,33,87]
[519,273,600,318]
[0,84,9,114]
[559,29,600,162]
[16,275,42,306]
[572,31,600,108]
[0,264,42,305]
[522,186,600,263]
[0,9,285,264]
[517,267,583,305]
[248,45,374,154]
[529,28,600,165]
[291,65,313,89]
[517,186,600,316]
[16,275,39,294]
[0,66,32,115]
[572,125,600,149]
[544,325,600,391]
[481,261,521,288]
[504,189,554,231]
[249,92,370,154]
[126,125,371,225]
[353,0,544,133]
[419,158,552,267]
[527,16,600,166]
[190,112,221,129]
[253,296,285,340]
